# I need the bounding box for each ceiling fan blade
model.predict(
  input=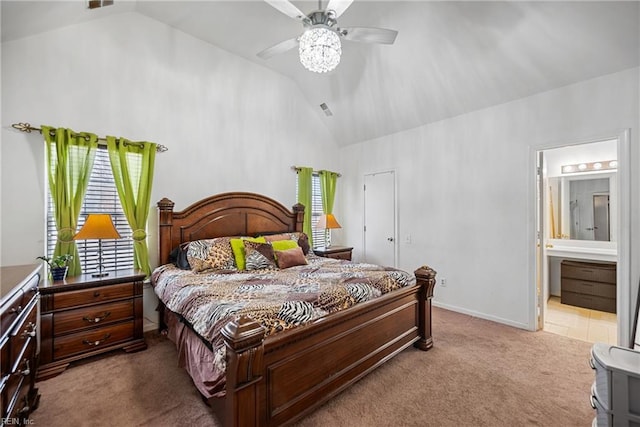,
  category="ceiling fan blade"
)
[264,0,307,22]
[340,27,398,44]
[257,37,300,59]
[326,0,354,18]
